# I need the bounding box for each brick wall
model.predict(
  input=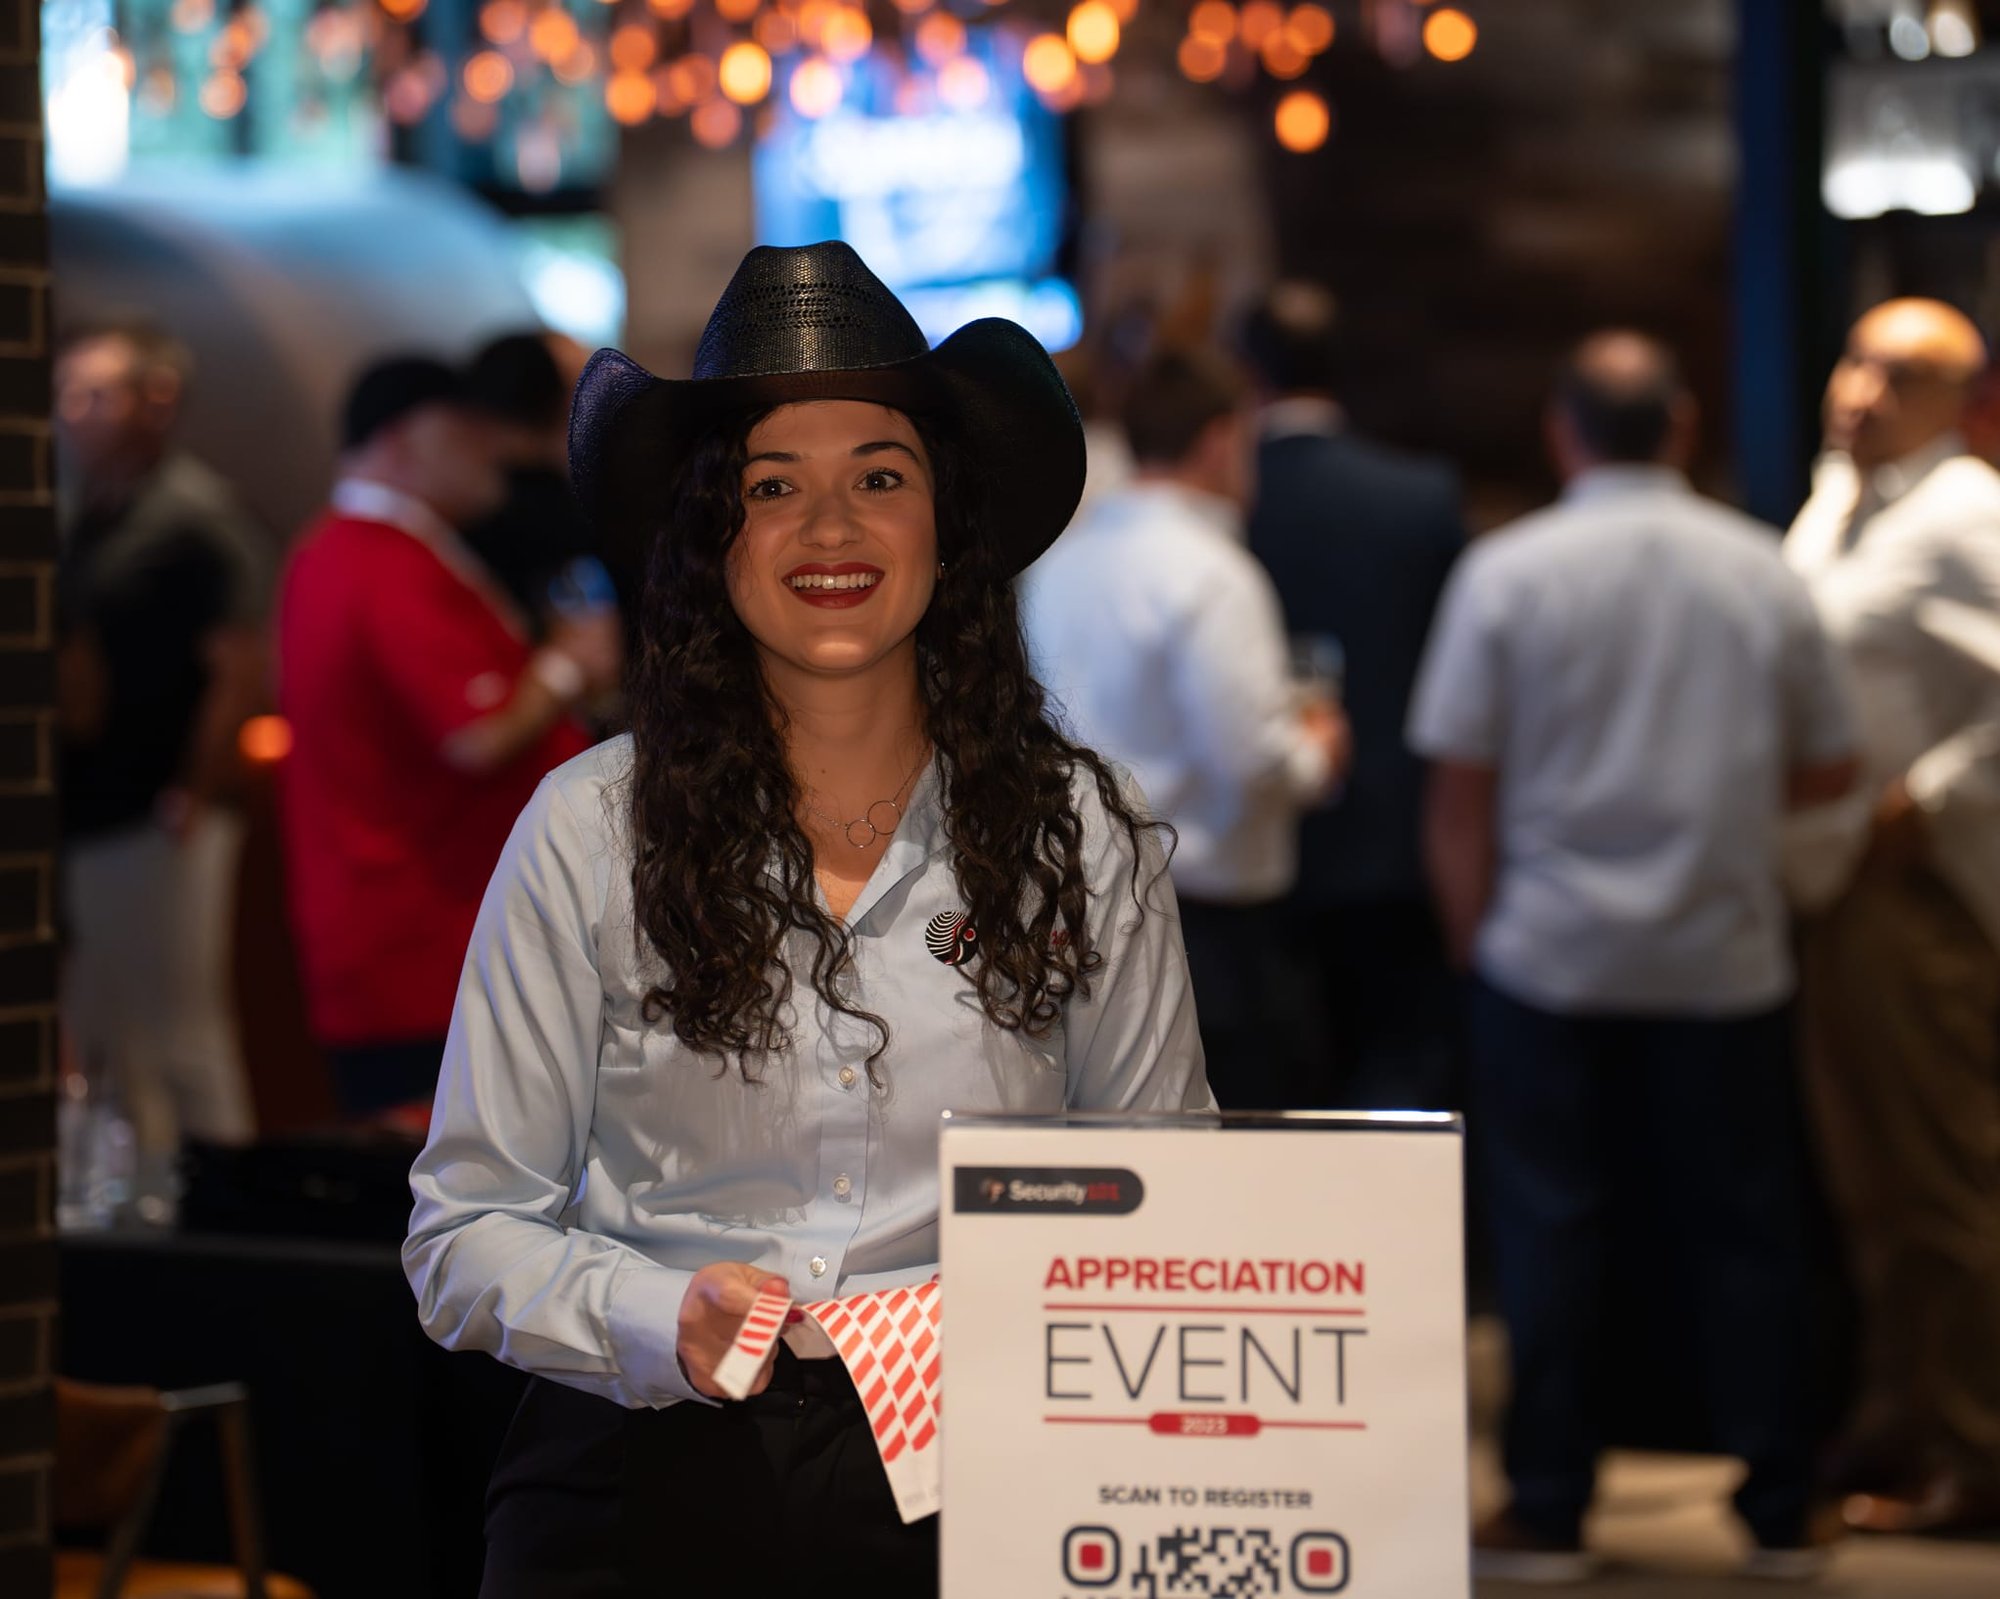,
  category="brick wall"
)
[0,0,55,1590]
